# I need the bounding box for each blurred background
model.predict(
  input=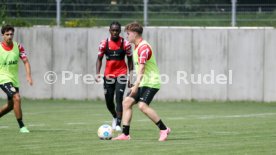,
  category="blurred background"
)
[0,0,276,27]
